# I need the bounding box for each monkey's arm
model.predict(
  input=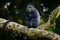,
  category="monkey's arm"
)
[32,11,38,18]
[25,13,32,21]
